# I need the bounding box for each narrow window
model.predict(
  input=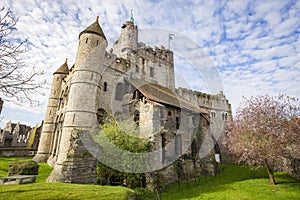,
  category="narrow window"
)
[176,116,180,129]
[222,112,228,121]
[150,67,154,77]
[96,40,99,45]
[103,82,107,92]
[133,90,139,100]
[136,65,139,73]
[85,38,88,43]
